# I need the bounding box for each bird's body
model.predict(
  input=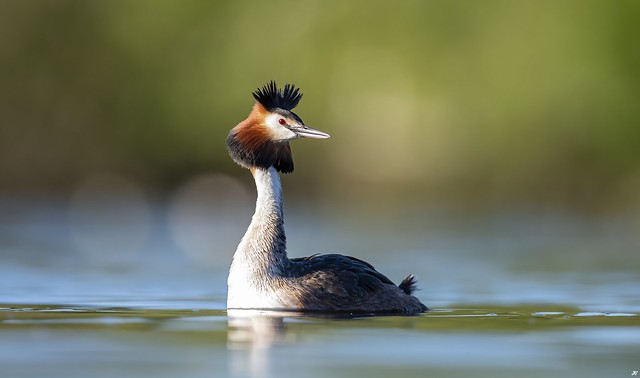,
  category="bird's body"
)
[226,82,427,315]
